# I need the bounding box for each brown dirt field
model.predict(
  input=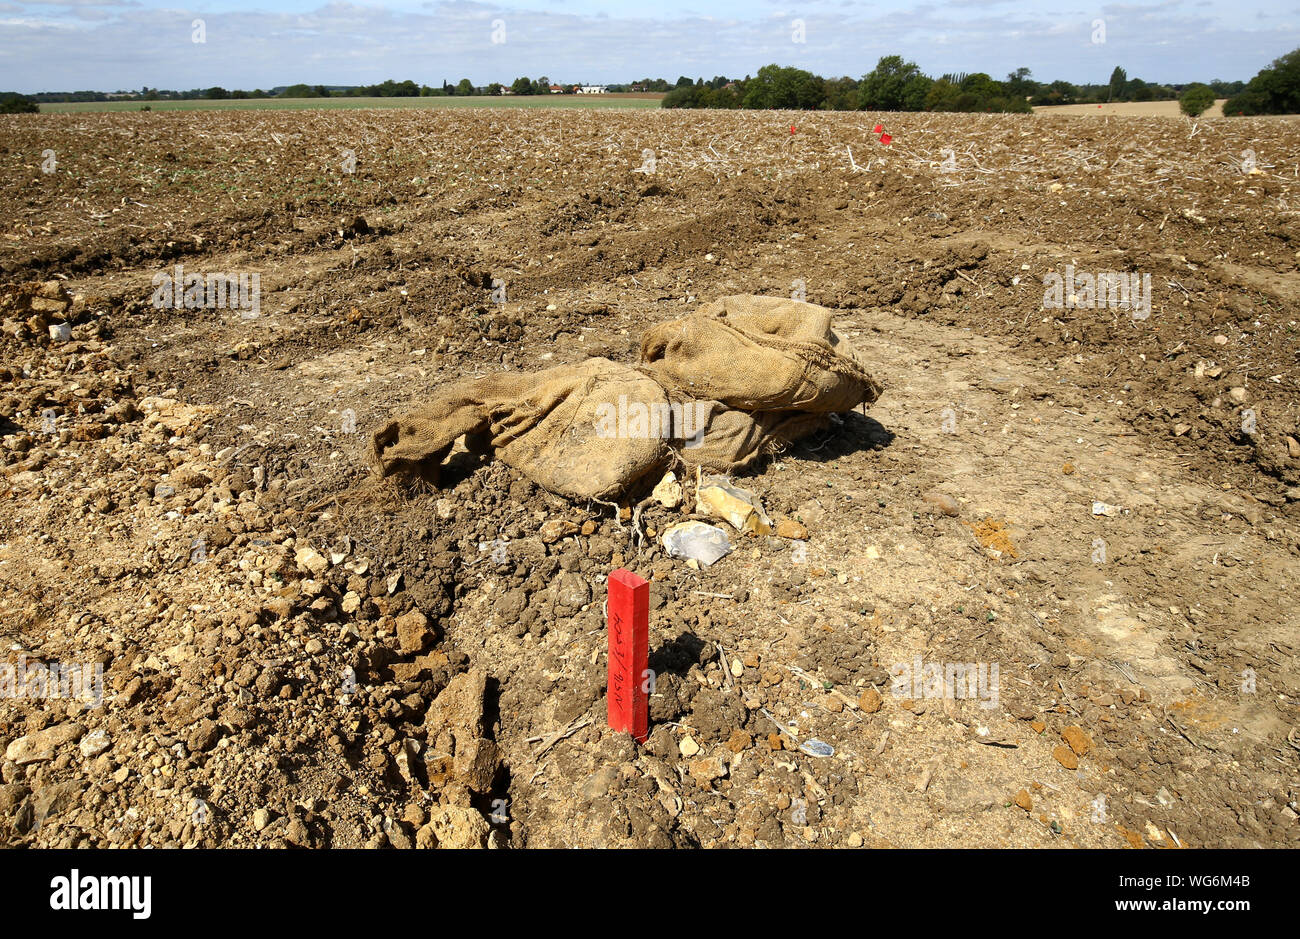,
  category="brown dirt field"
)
[0,107,1298,849]
[1034,100,1231,119]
